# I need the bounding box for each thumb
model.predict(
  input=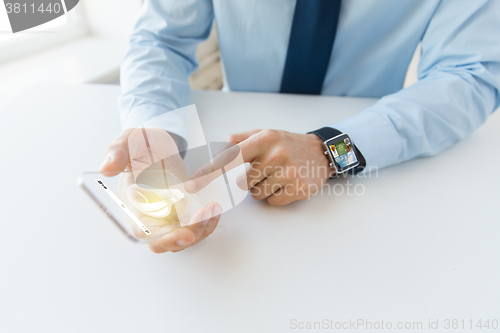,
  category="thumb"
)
[226,129,262,144]
[99,129,133,176]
